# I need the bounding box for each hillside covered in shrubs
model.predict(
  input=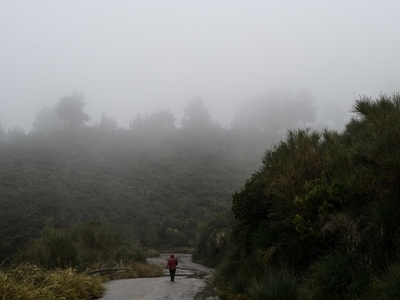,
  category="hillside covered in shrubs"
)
[0,123,275,264]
